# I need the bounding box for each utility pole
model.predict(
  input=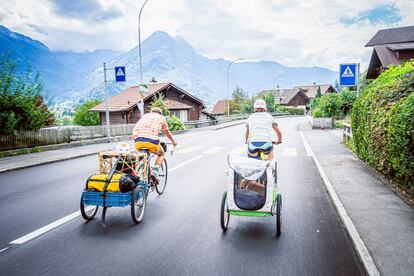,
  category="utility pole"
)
[138,0,149,84]
[103,62,111,142]
[226,58,243,116]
